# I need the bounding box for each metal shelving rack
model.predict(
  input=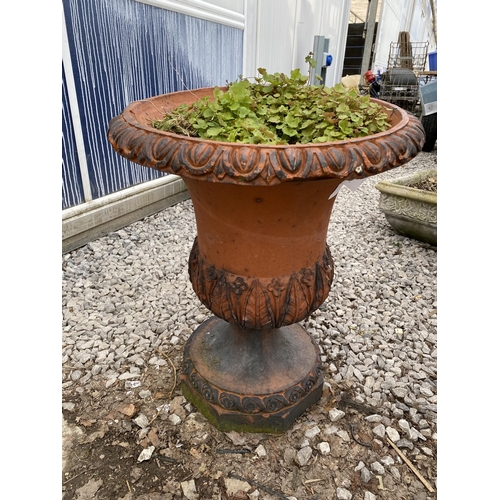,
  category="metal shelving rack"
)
[386,40,429,72]
[377,39,430,115]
